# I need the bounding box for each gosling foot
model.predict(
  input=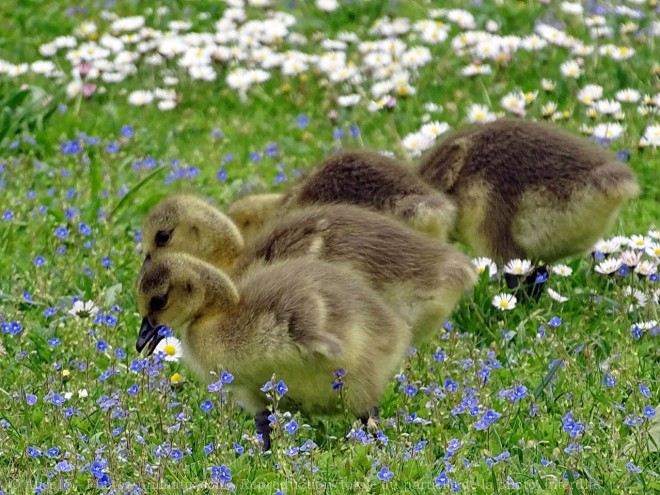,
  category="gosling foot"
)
[255,409,273,453]
[505,266,548,302]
